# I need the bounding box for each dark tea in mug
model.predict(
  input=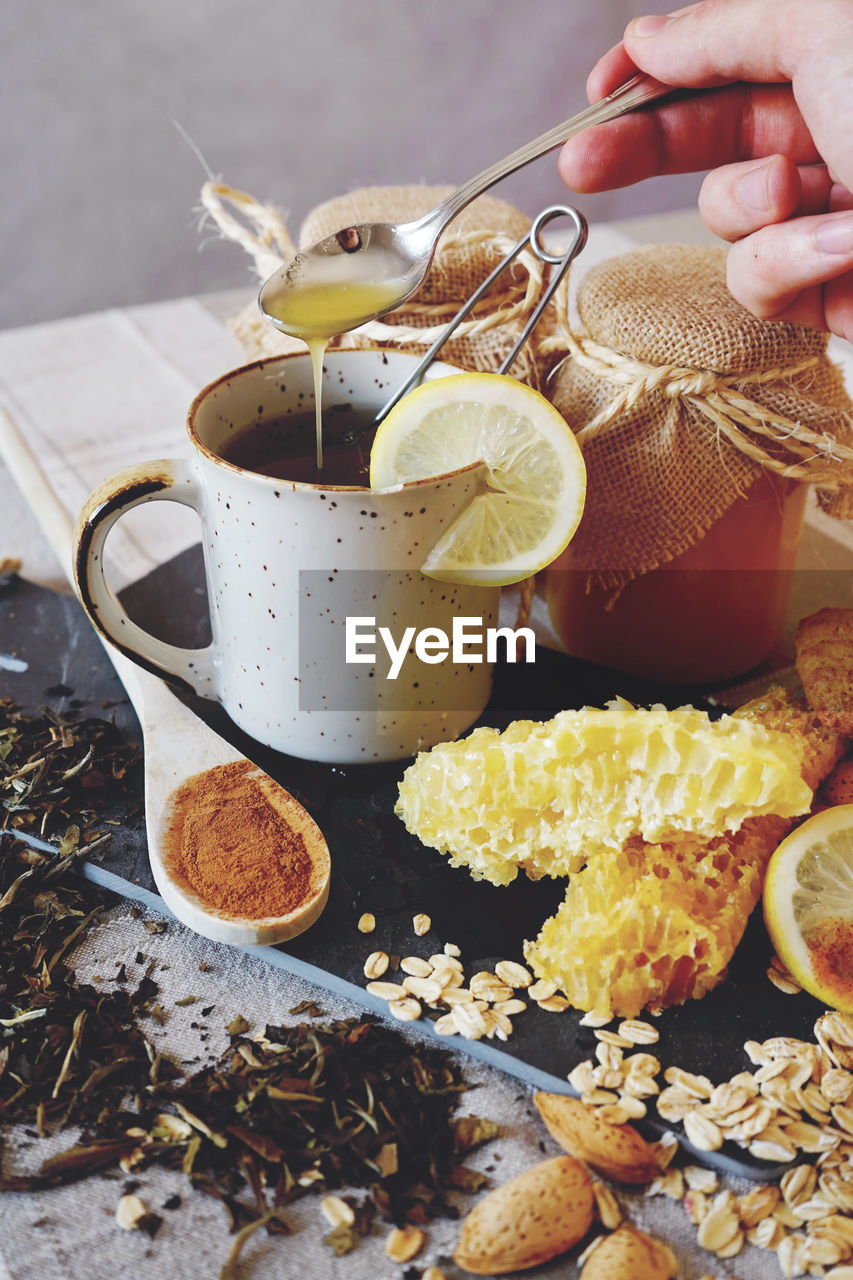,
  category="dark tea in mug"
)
[218,404,377,486]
